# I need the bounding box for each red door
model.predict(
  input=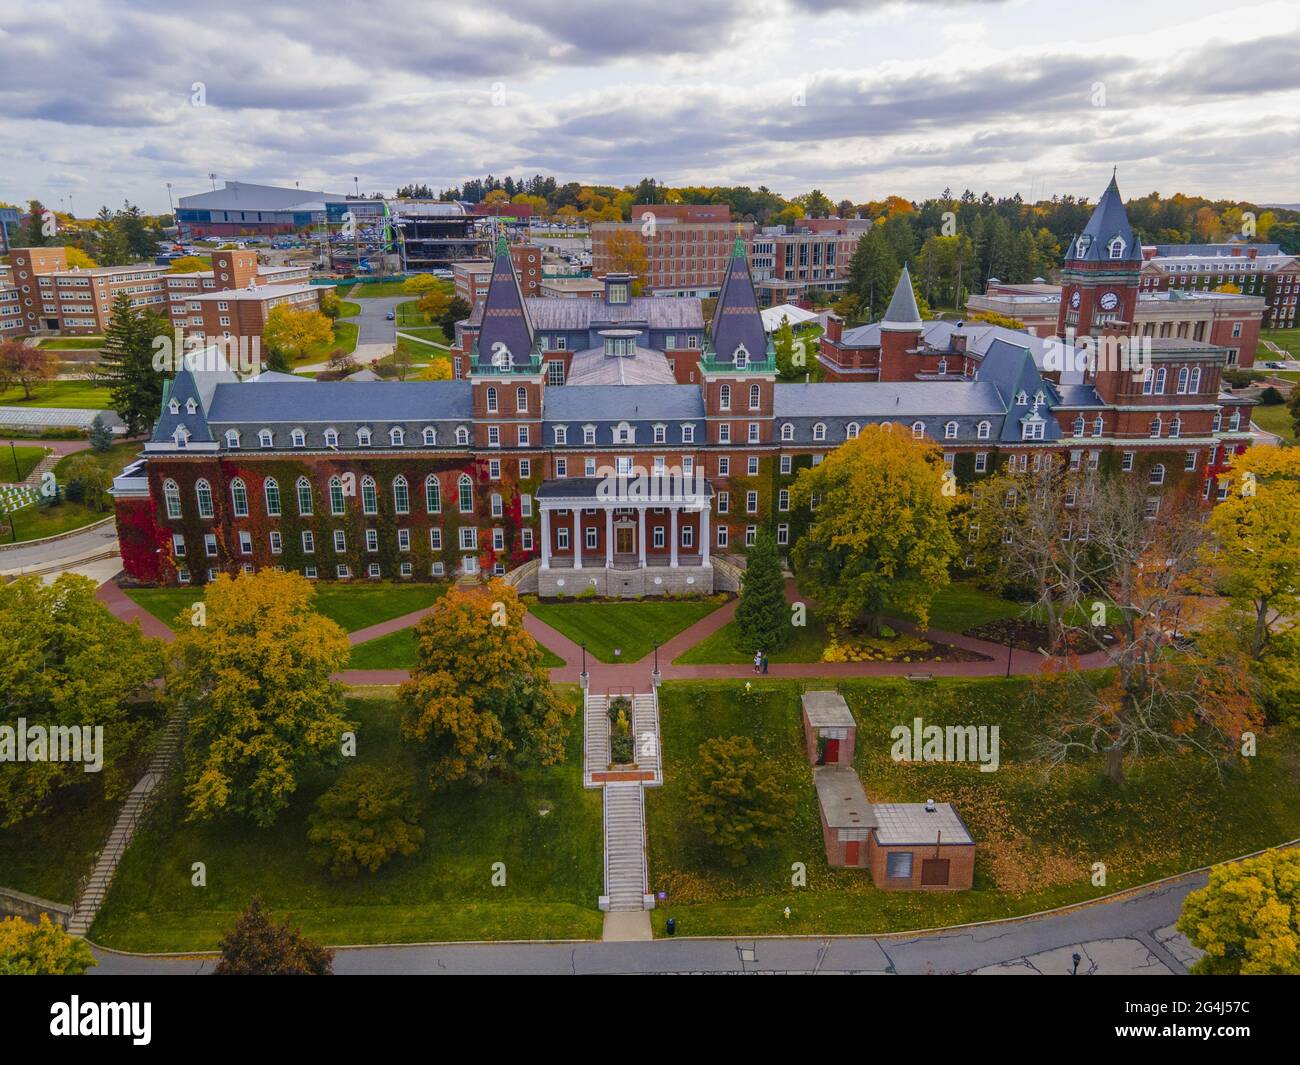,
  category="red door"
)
[844,839,860,865]
[823,738,840,764]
